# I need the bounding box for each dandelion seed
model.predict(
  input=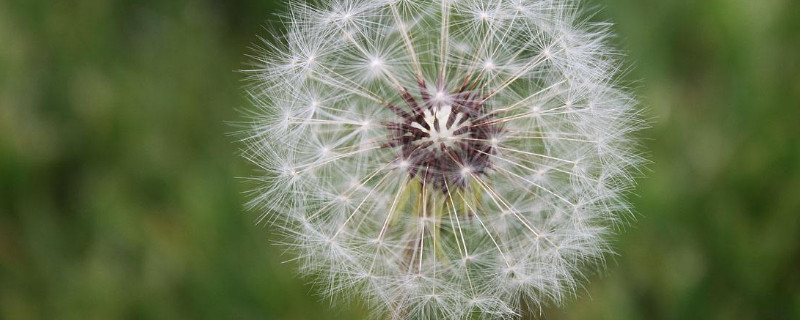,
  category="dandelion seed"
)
[243,0,643,319]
